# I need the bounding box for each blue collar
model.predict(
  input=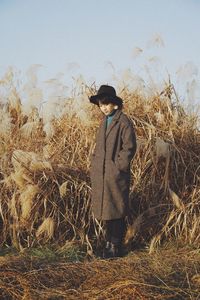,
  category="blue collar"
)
[106,109,117,127]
